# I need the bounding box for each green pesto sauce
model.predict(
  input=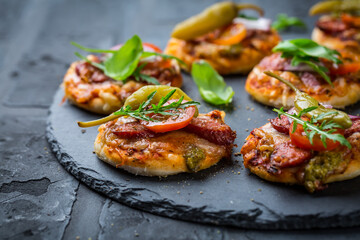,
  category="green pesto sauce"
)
[304,152,342,192]
[219,44,243,58]
[184,145,205,172]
